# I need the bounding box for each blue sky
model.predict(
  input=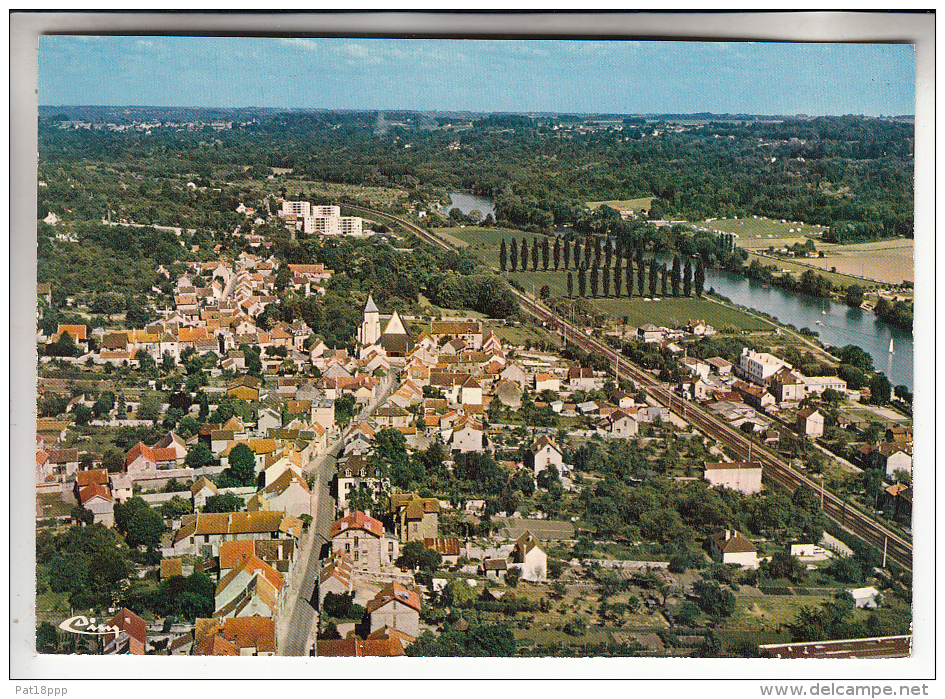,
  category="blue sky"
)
[39,36,915,116]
